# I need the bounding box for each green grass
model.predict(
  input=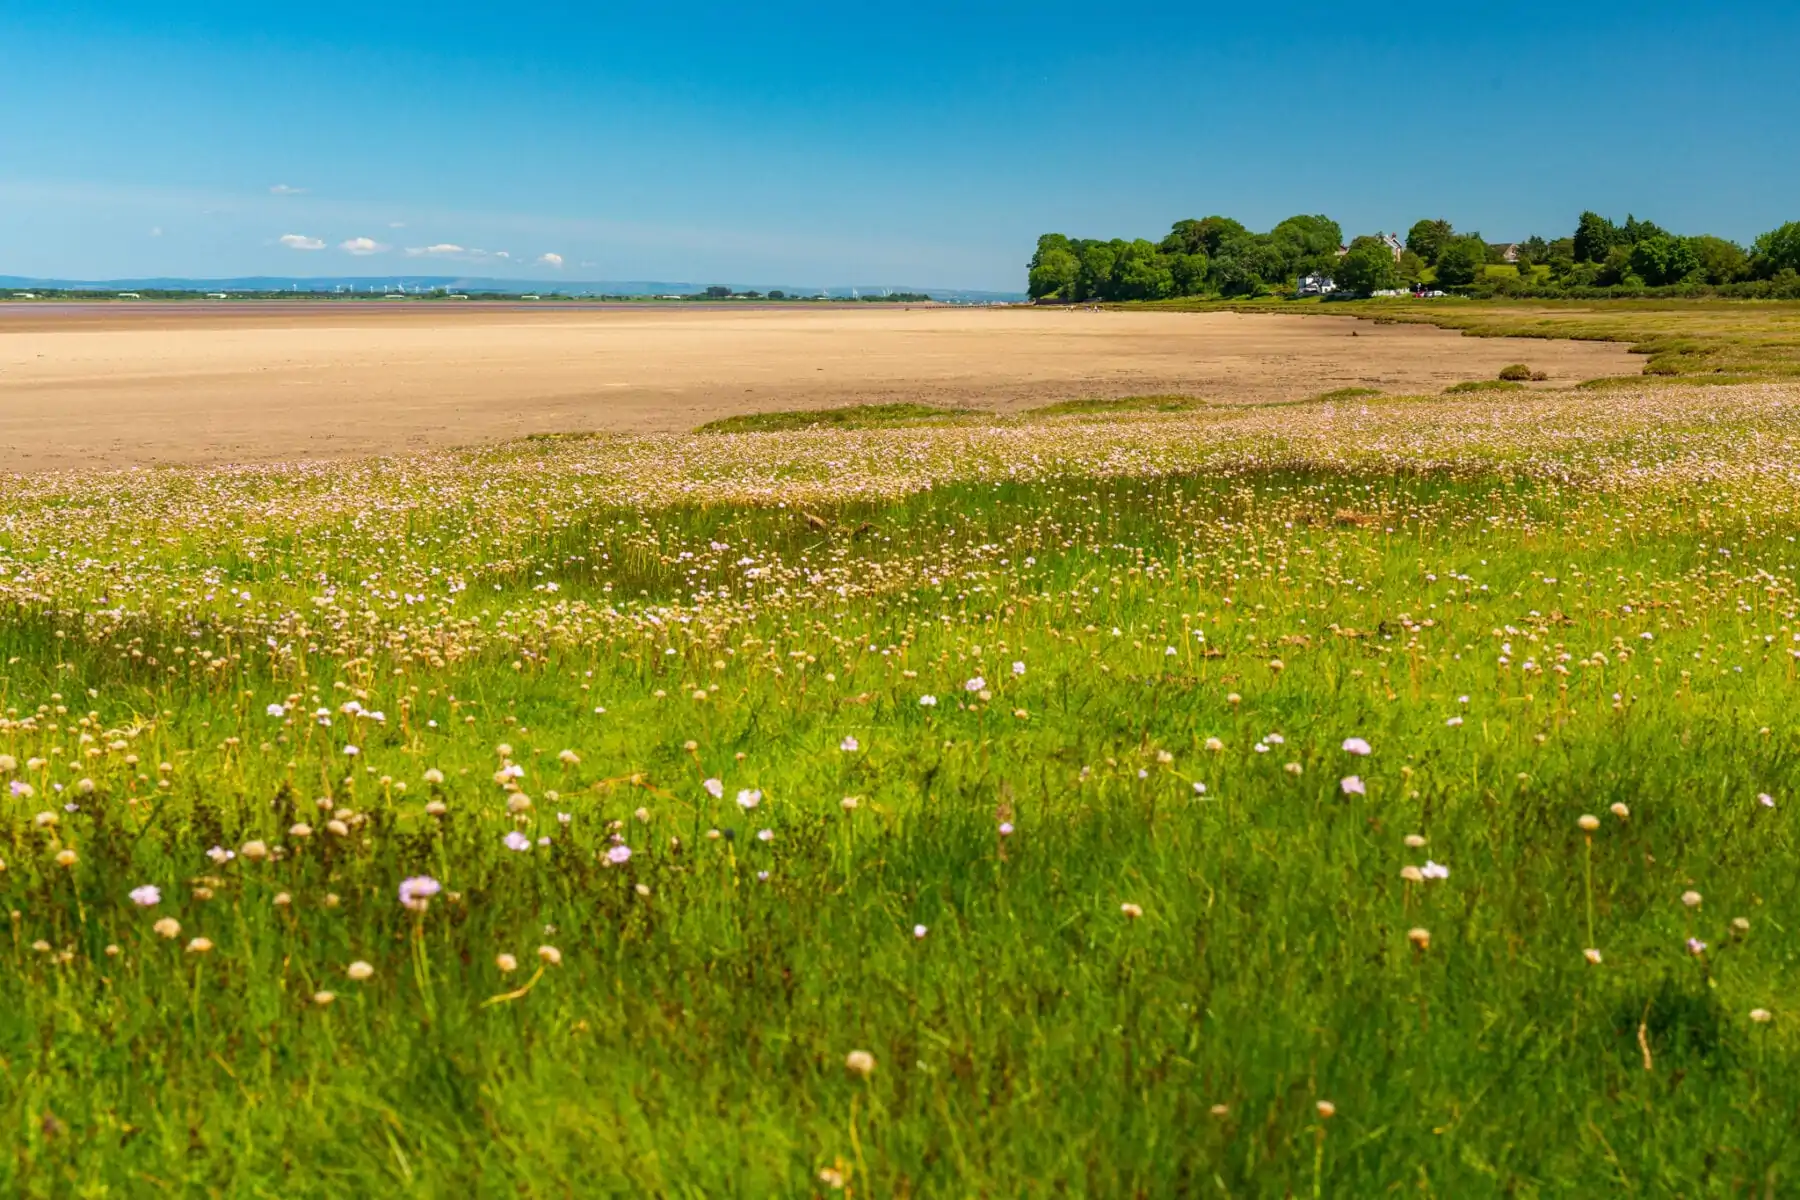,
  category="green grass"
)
[3,383,1800,1193]
[697,401,979,433]
[1443,378,1527,394]
[1309,386,1383,402]
[1142,295,1800,383]
[1022,393,1202,416]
